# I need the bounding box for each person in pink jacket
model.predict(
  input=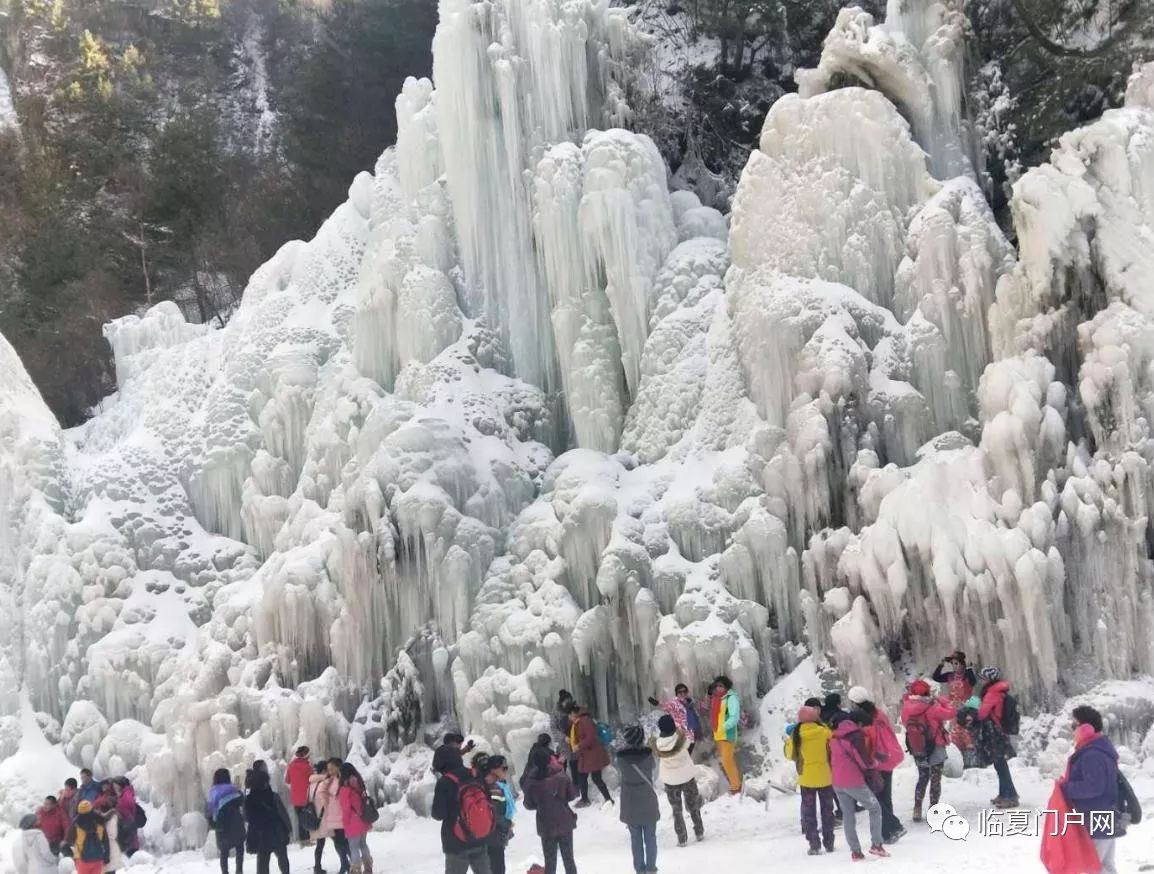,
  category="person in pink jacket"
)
[900,679,957,821]
[830,719,888,860]
[309,759,349,874]
[338,763,373,874]
[848,687,905,844]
